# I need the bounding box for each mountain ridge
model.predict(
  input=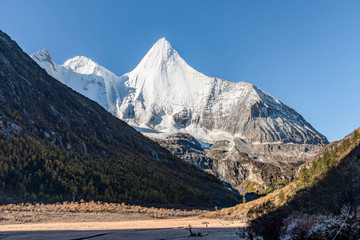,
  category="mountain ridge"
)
[31,38,327,145]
